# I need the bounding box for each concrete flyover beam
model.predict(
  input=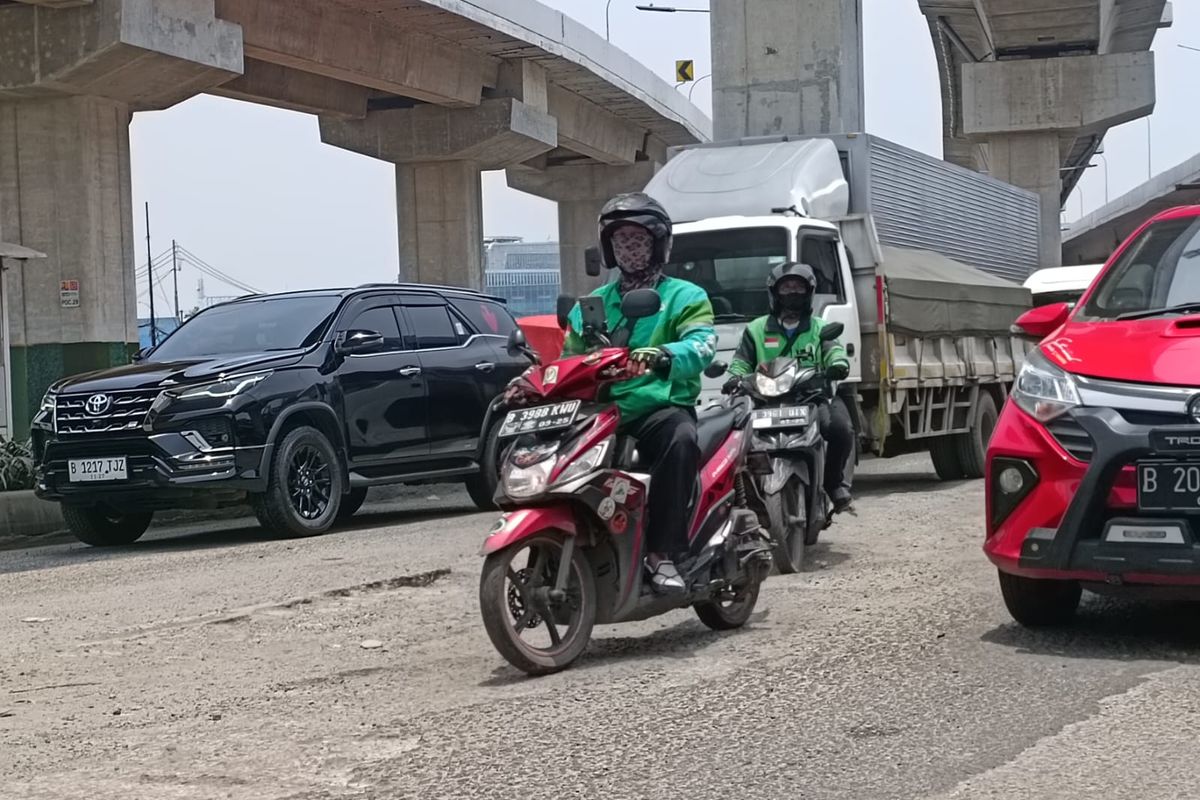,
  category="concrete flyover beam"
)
[213,0,497,109]
[209,58,369,120]
[12,0,93,6]
[319,98,557,170]
[546,85,644,166]
[0,0,242,110]
[508,162,658,297]
[963,52,1157,136]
